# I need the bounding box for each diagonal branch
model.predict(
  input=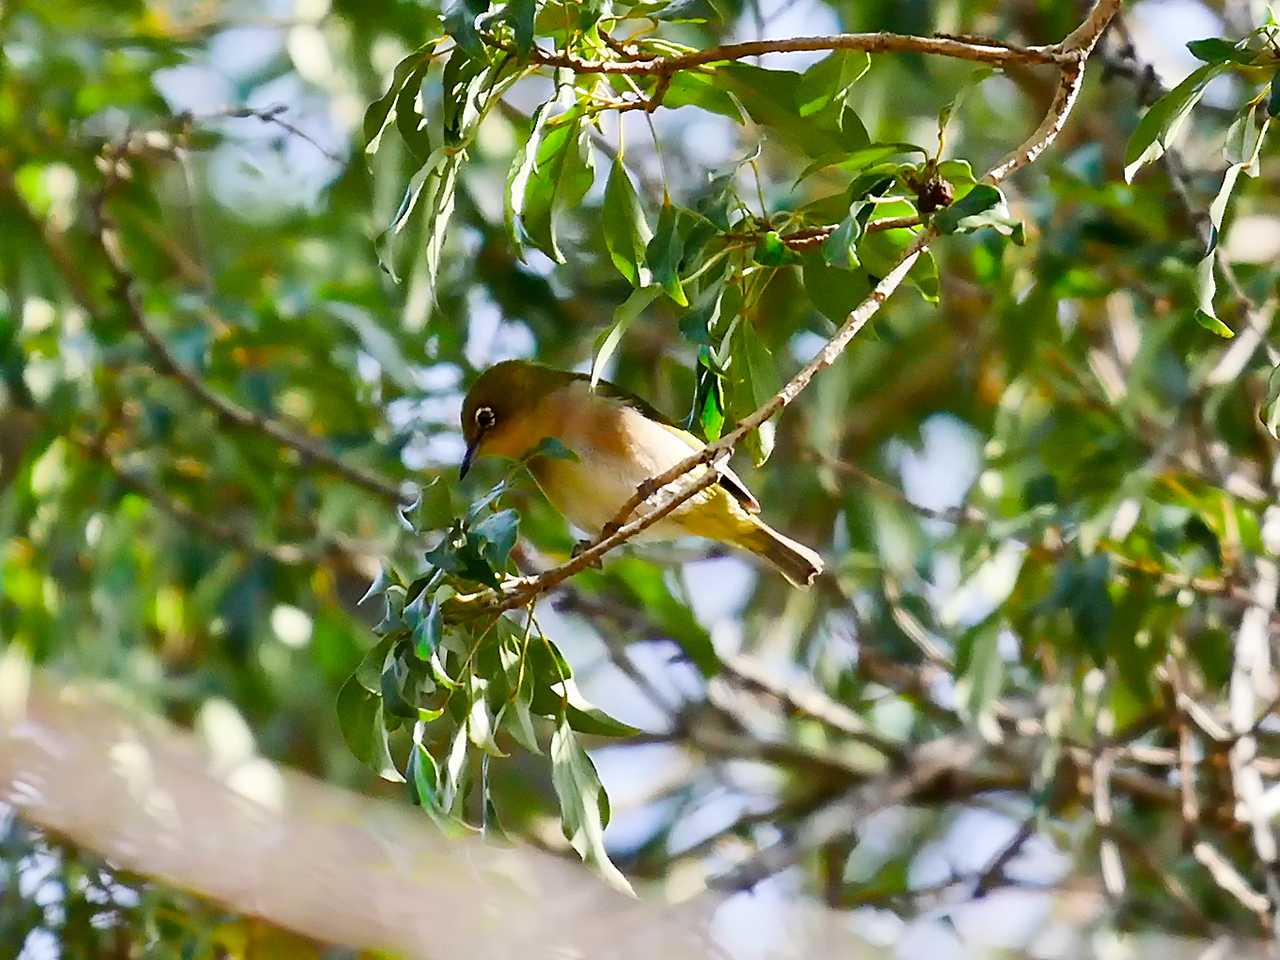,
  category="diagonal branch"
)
[0,149,410,508]
[90,185,410,507]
